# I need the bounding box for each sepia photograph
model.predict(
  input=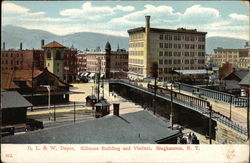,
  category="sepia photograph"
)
[1,0,249,162]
